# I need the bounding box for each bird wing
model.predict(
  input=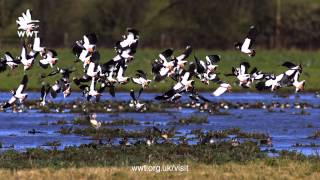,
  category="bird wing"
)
[86,33,98,44]
[90,77,96,92]
[155,88,176,100]
[240,62,250,74]
[246,26,257,49]
[212,83,229,96]
[138,88,143,99]
[130,89,136,101]
[3,96,17,108]
[40,85,46,101]
[282,61,297,69]
[109,85,115,97]
[47,49,58,58]
[194,56,205,74]
[83,35,90,47]
[241,38,251,52]
[136,70,147,79]
[21,43,27,60]
[205,55,220,65]
[176,45,192,61]
[159,49,173,61]
[4,52,14,62]
[16,75,28,94]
